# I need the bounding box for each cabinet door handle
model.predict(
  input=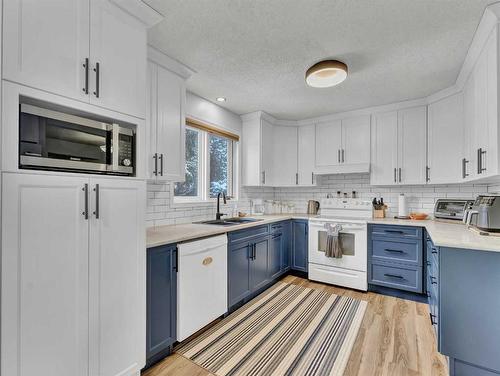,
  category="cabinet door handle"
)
[82,58,89,94]
[426,166,430,182]
[462,158,469,178]
[93,62,100,98]
[338,149,341,163]
[93,184,100,219]
[173,248,178,272]
[429,313,437,325]
[342,149,345,163]
[262,171,266,185]
[311,172,314,184]
[394,168,397,183]
[153,153,158,176]
[478,148,486,174]
[295,172,298,185]
[384,248,404,253]
[82,184,89,219]
[398,168,402,183]
[159,154,164,176]
[384,273,404,279]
